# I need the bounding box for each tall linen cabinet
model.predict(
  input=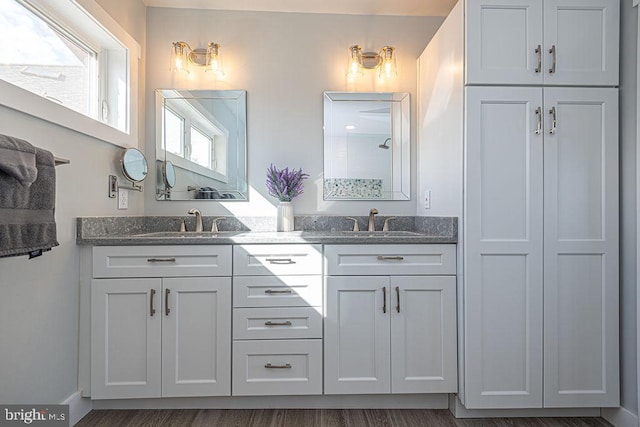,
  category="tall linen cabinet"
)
[418,0,619,410]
